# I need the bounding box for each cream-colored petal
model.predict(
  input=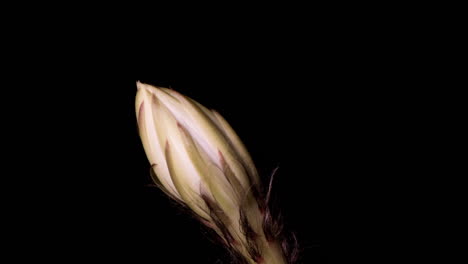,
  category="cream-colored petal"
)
[177,123,238,213]
[136,87,180,199]
[164,138,210,220]
[166,93,252,188]
[147,95,180,198]
[211,110,260,187]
